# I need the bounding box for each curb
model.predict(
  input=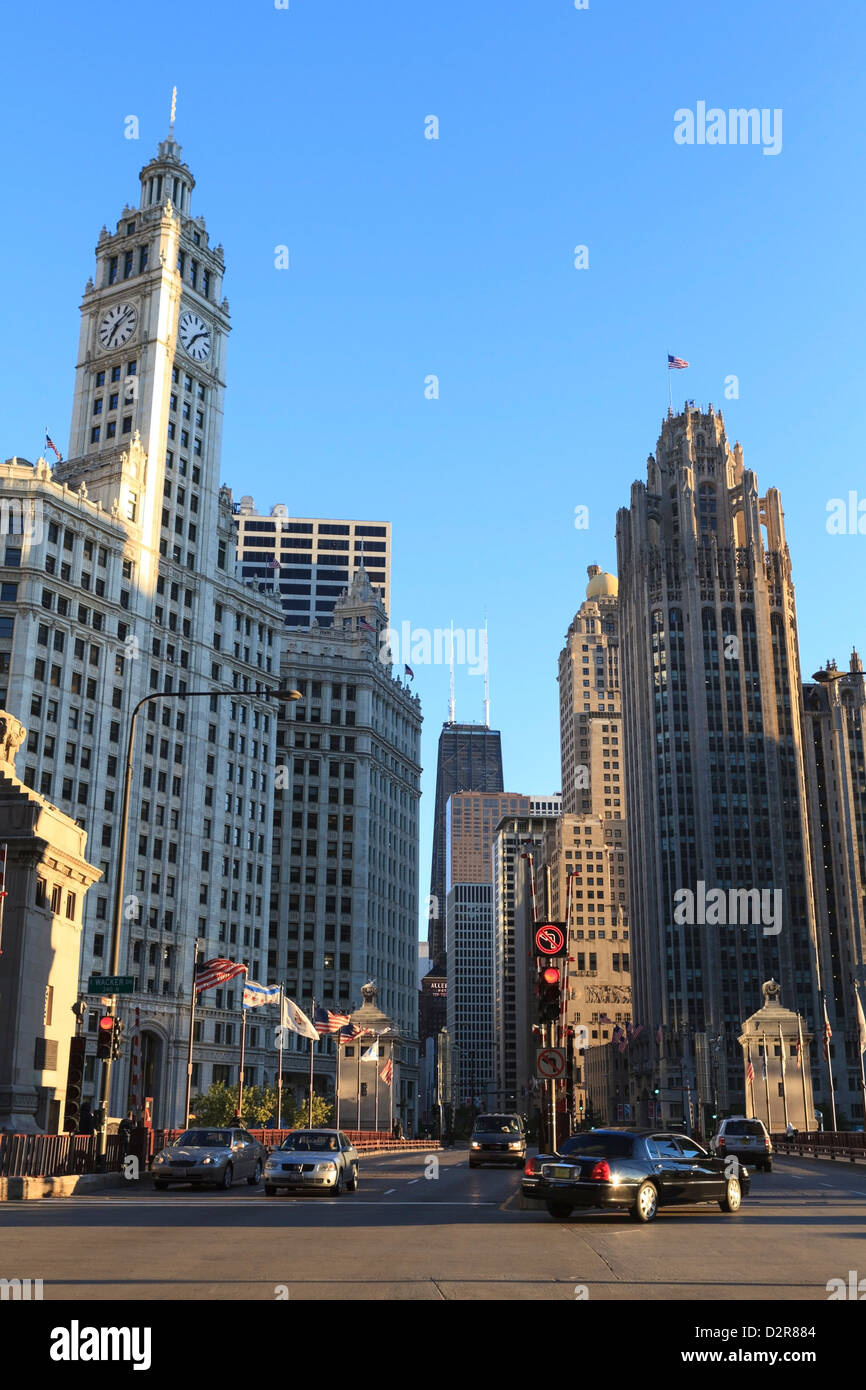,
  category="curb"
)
[0,1172,129,1201]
